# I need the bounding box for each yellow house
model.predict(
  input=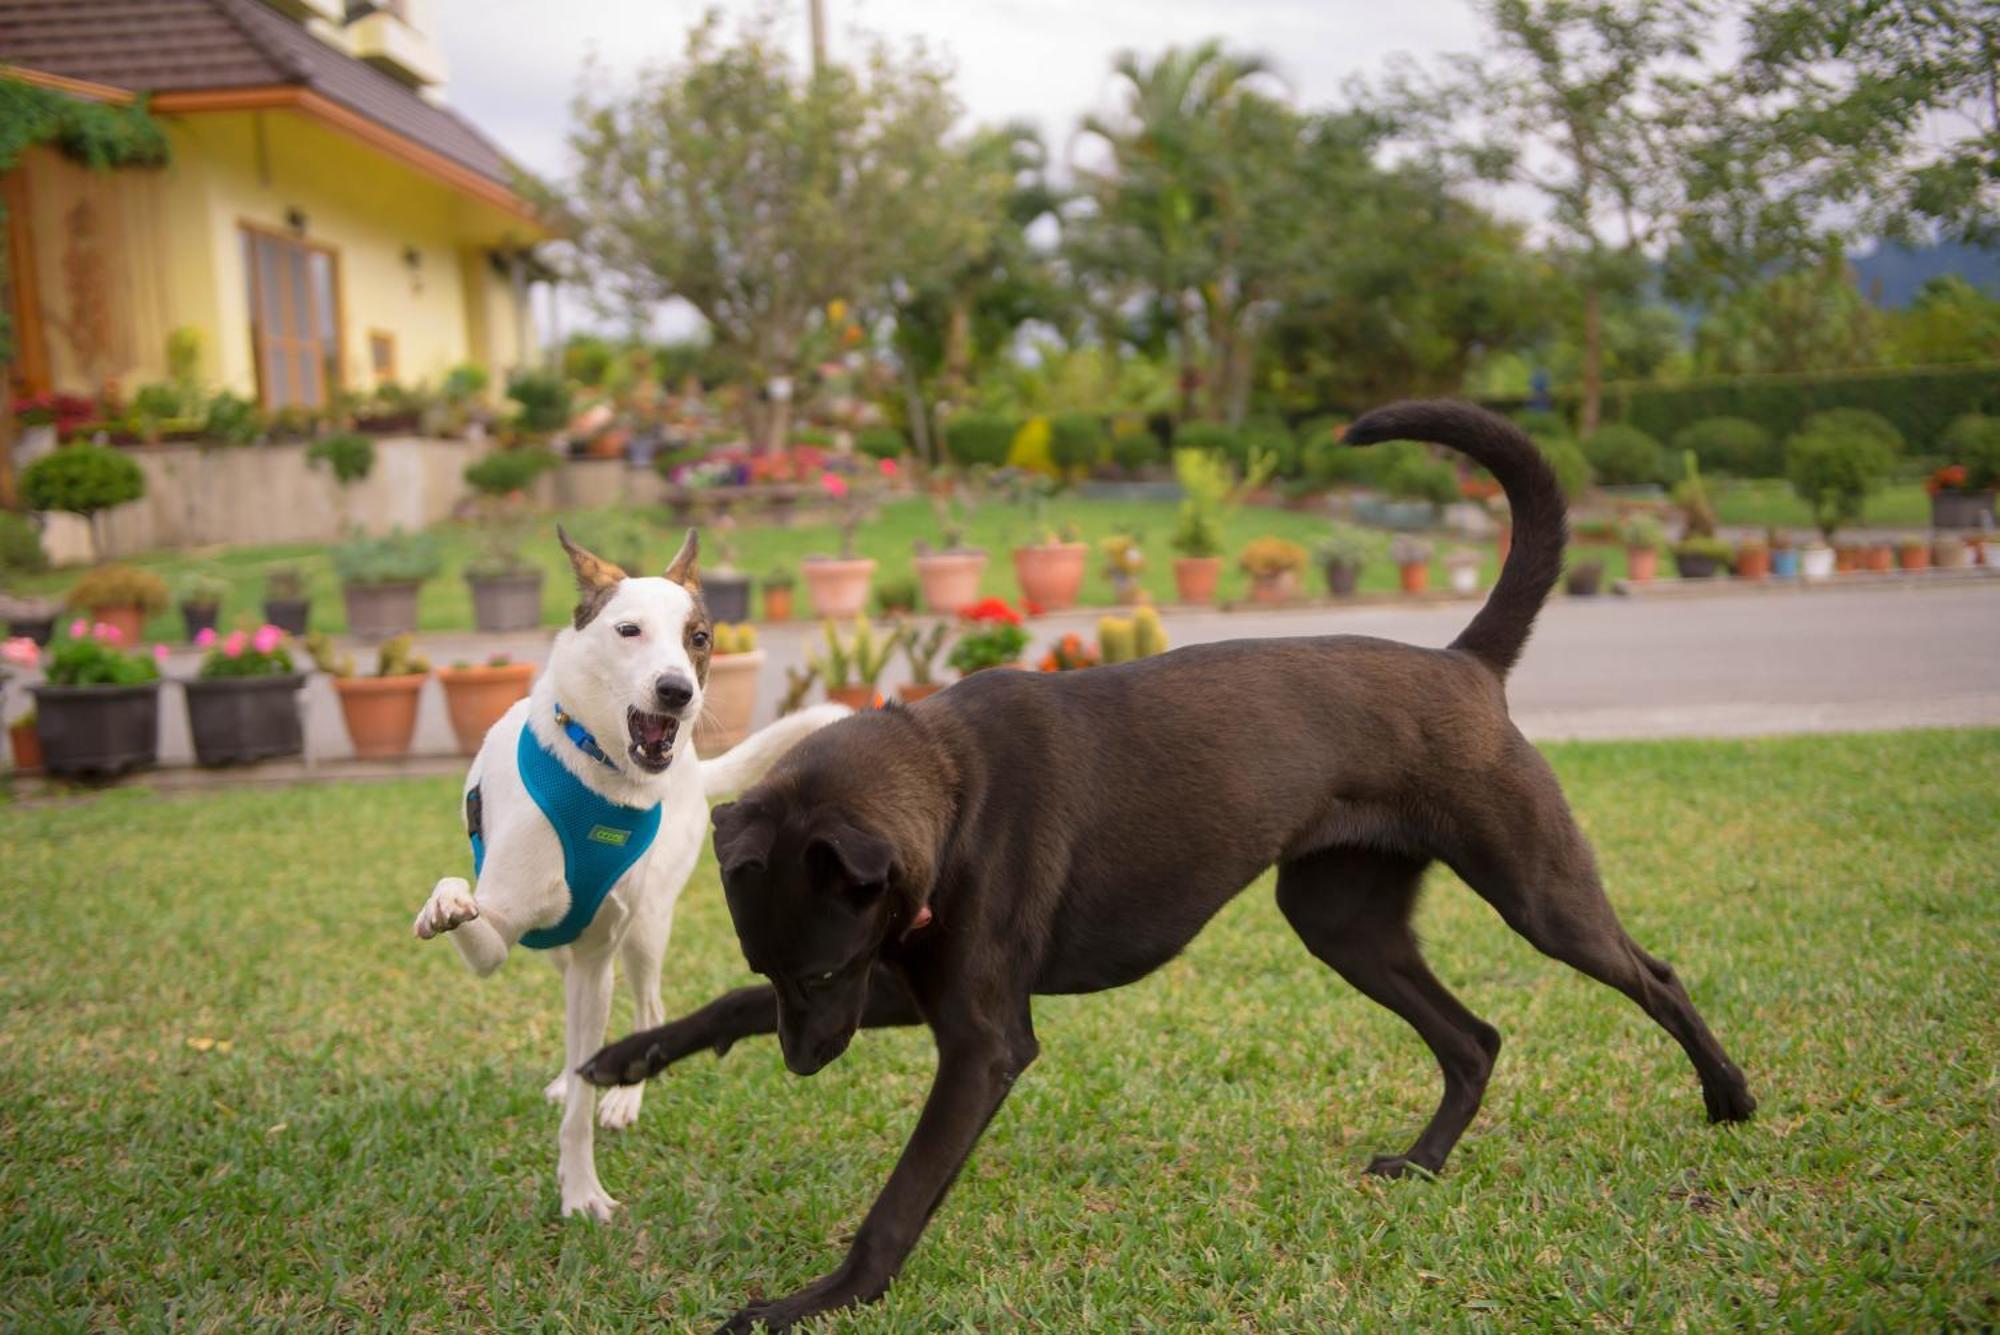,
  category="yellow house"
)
[1,0,548,409]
